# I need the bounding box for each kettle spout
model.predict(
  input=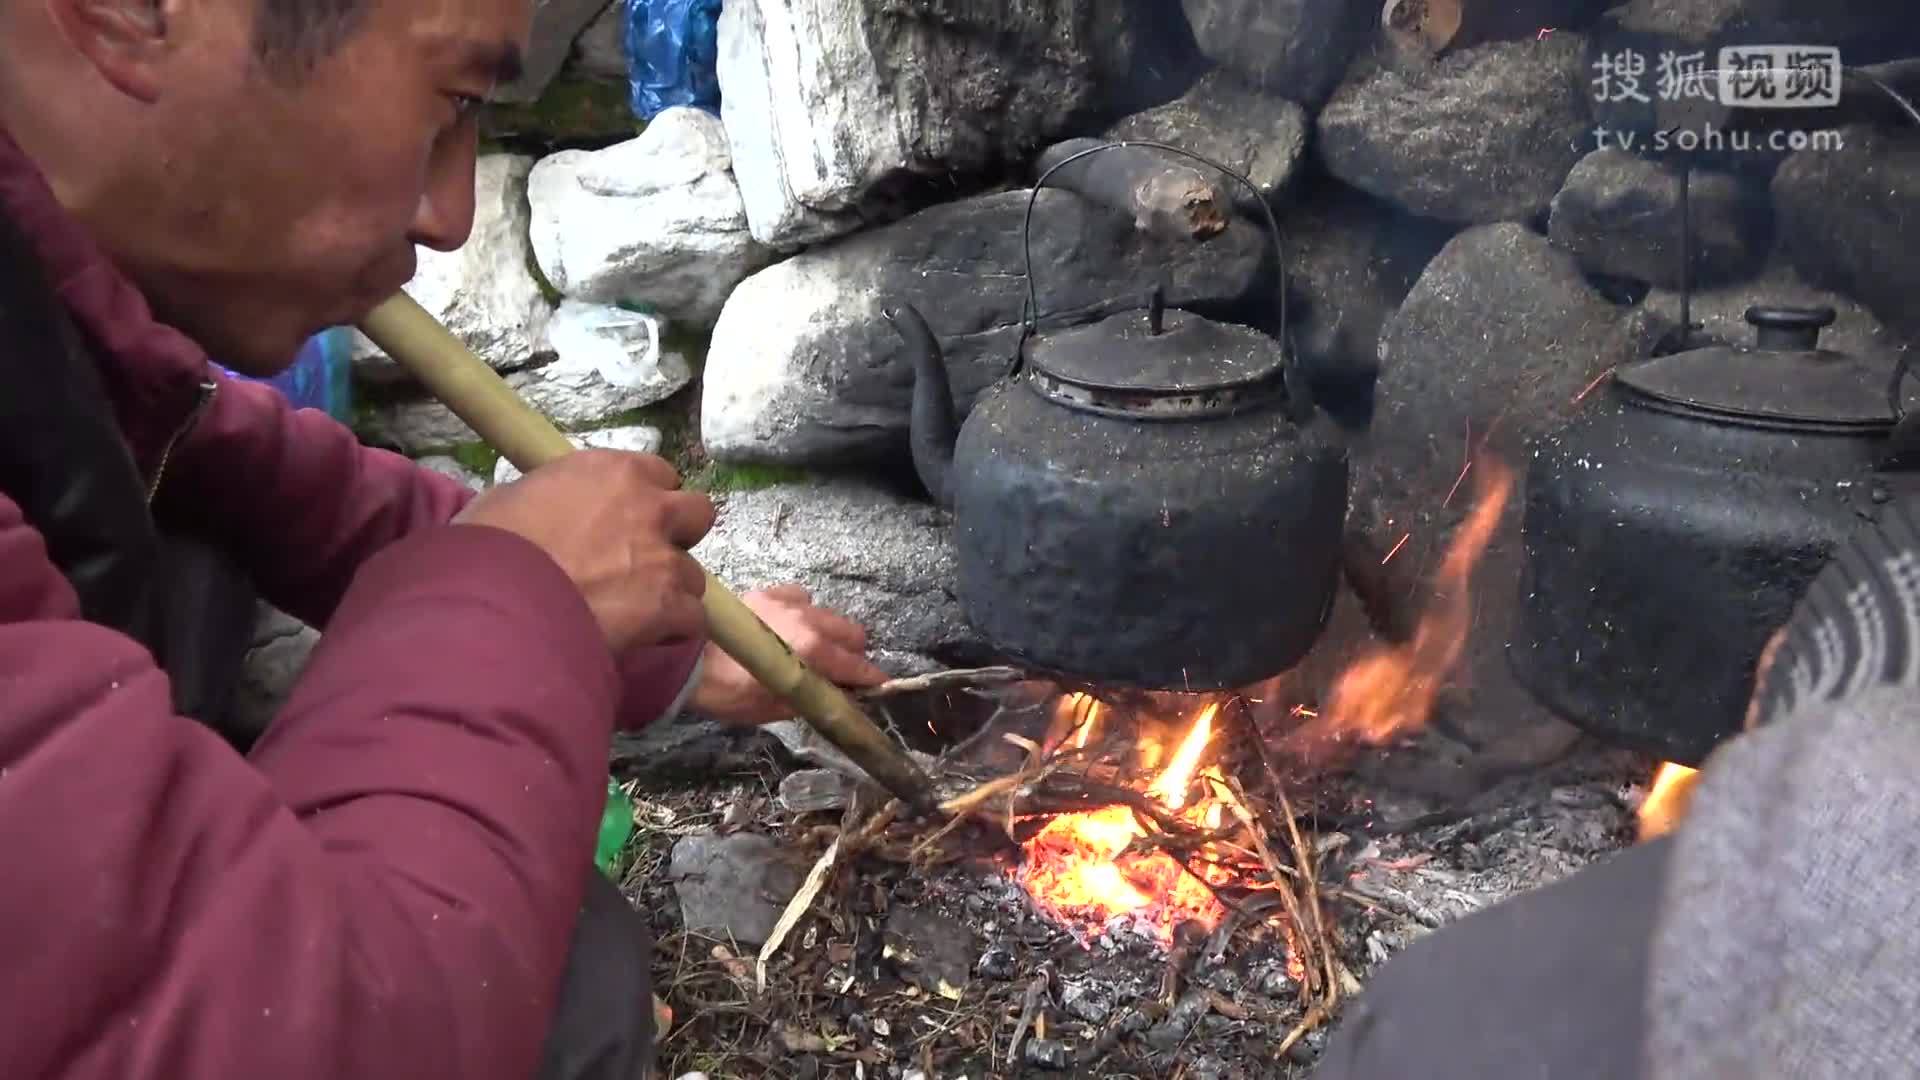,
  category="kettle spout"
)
[884,304,958,509]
